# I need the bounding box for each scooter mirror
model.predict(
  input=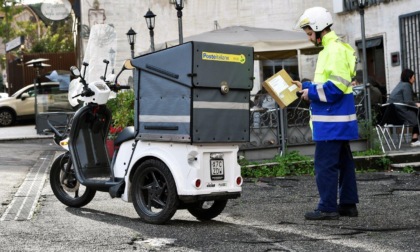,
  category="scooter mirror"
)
[114,60,135,85]
[123,60,134,70]
[70,66,81,77]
